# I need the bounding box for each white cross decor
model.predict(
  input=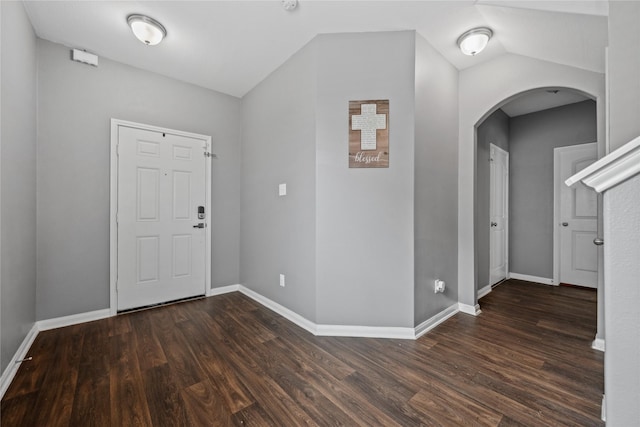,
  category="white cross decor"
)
[348,100,389,168]
[351,104,387,150]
